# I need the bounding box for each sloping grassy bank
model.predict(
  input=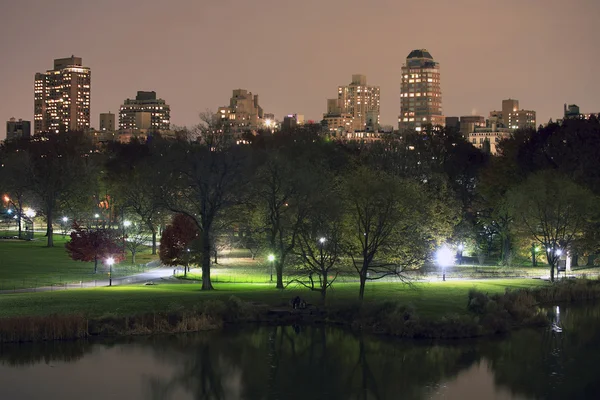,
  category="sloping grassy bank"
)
[1,279,599,343]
